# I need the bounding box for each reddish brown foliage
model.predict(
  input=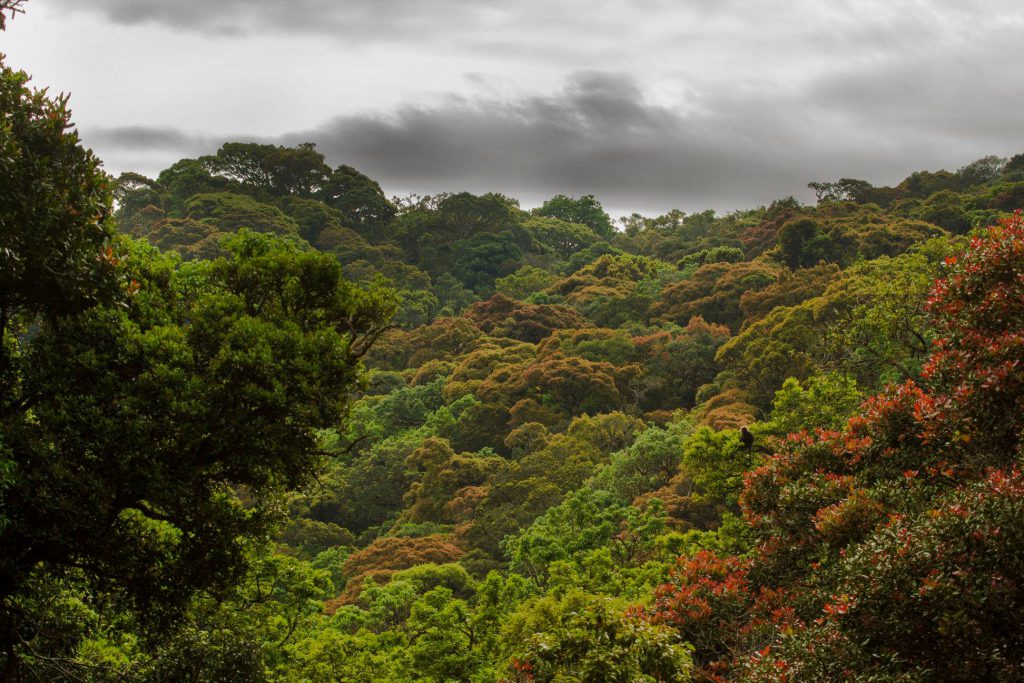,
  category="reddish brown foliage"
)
[466,294,585,343]
[338,534,464,605]
[698,389,758,431]
[651,261,781,332]
[738,263,841,324]
[634,471,725,531]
